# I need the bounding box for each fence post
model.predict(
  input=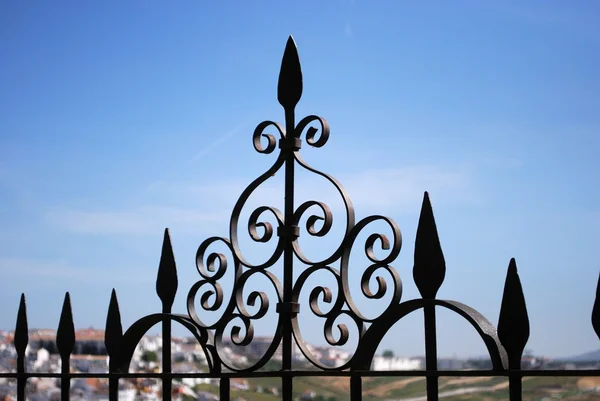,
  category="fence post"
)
[220,377,230,401]
[56,293,75,401]
[156,229,178,401]
[498,259,530,401]
[278,36,302,401]
[350,376,362,401]
[14,294,28,401]
[413,193,446,401]
[105,289,123,401]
